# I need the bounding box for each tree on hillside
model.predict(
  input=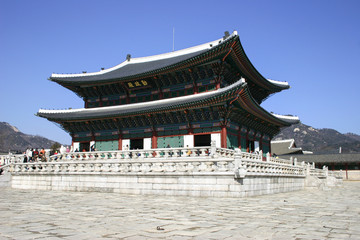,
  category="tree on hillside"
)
[50,142,61,155]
